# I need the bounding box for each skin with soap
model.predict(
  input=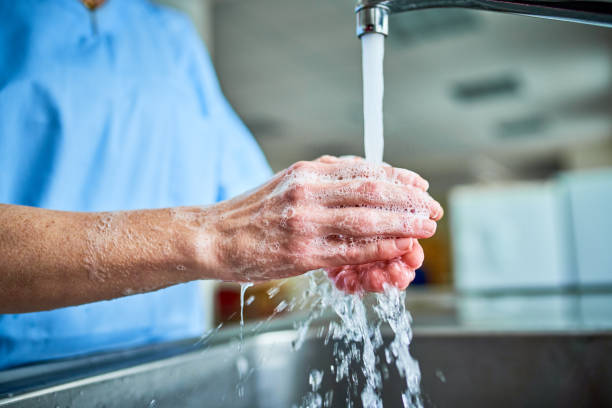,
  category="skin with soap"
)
[0,156,442,313]
[326,240,424,293]
[314,155,439,294]
[199,156,441,283]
